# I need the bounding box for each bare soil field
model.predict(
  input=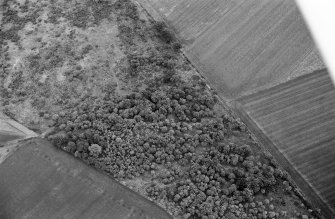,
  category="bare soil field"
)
[138,0,325,99]
[0,138,172,219]
[236,69,335,218]
[0,0,325,218]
